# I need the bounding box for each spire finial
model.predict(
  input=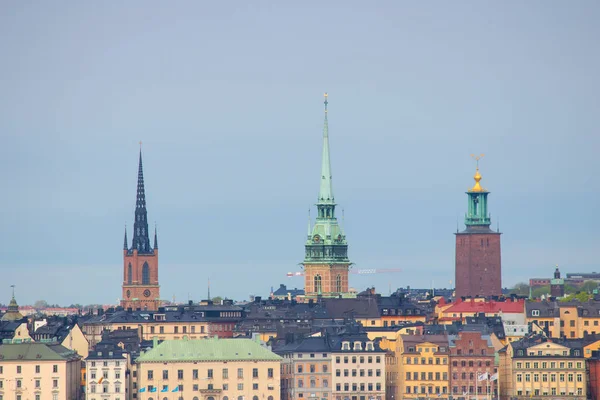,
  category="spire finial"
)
[307,209,312,238]
[10,284,15,299]
[469,154,485,192]
[324,92,328,113]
